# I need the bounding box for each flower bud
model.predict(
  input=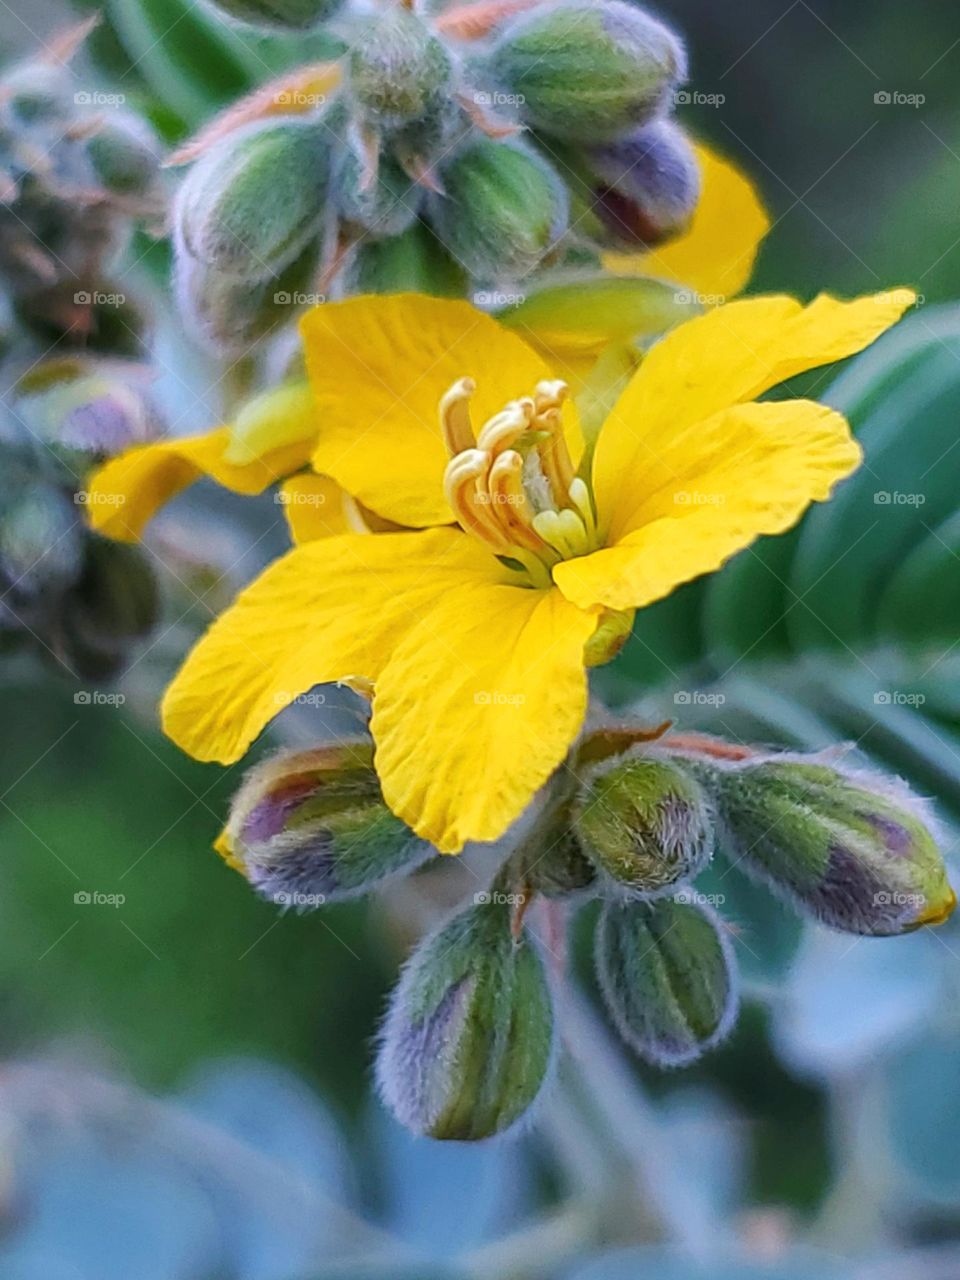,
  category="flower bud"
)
[222,741,432,905]
[85,118,160,199]
[428,138,567,281]
[176,236,323,353]
[0,483,83,596]
[336,147,420,239]
[573,754,713,896]
[595,897,738,1066]
[346,220,467,297]
[491,0,686,142]
[205,0,344,30]
[58,536,159,680]
[174,119,331,282]
[377,898,555,1139]
[704,756,955,936]
[349,10,453,130]
[578,118,700,249]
